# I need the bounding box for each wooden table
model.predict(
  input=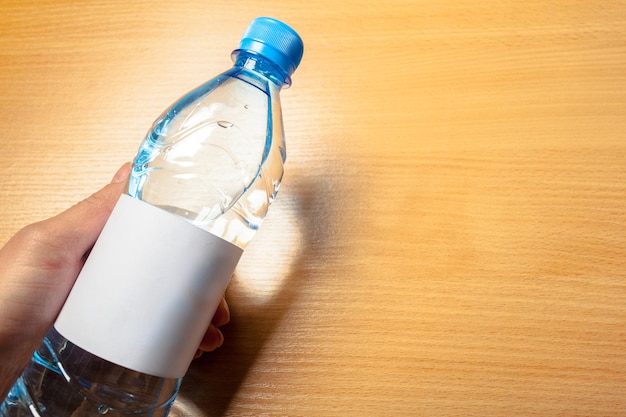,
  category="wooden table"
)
[1,1,625,416]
